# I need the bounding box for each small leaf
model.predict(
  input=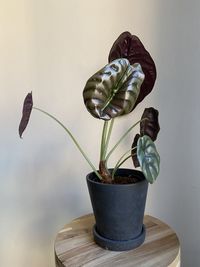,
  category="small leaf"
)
[140,107,160,141]
[83,58,144,120]
[19,92,33,138]
[131,134,140,167]
[137,135,160,184]
[108,31,157,108]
